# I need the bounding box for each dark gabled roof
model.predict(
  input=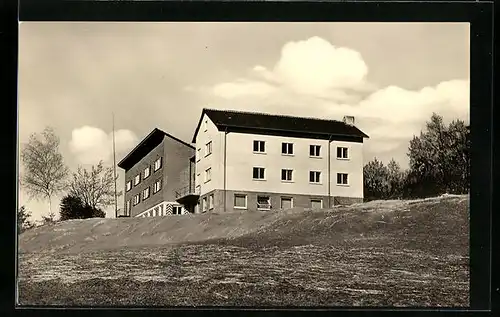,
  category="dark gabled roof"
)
[192,108,369,143]
[118,128,194,171]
